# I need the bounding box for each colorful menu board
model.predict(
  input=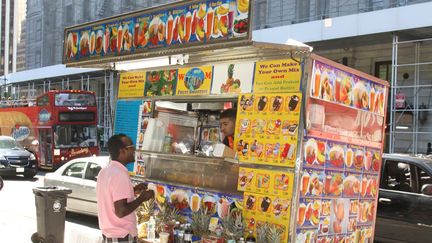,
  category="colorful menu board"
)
[234,93,302,167]
[296,136,380,242]
[310,60,386,116]
[133,179,242,220]
[295,57,388,243]
[64,0,251,65]
[115,58,302,98]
